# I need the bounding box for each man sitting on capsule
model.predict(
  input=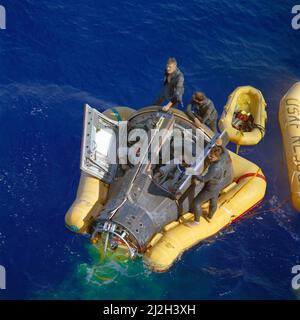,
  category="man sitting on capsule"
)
[154,159,190,193]
[186,138,233,227]
[154,57,184,112]
[186,91,218,132]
